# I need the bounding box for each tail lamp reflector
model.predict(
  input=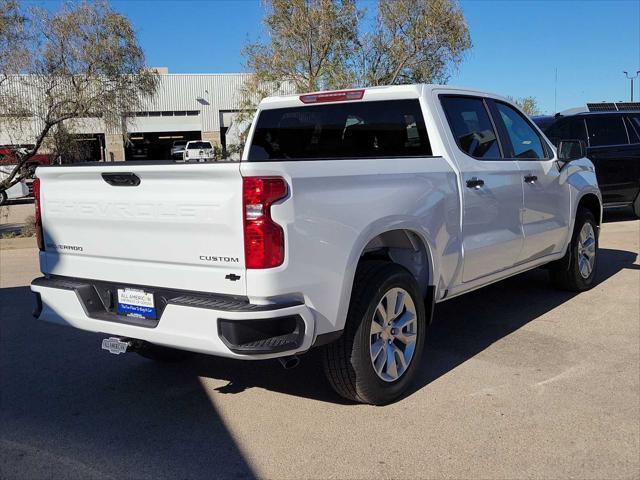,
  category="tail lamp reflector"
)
[33,178,44,251]
[242,176,287,269]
